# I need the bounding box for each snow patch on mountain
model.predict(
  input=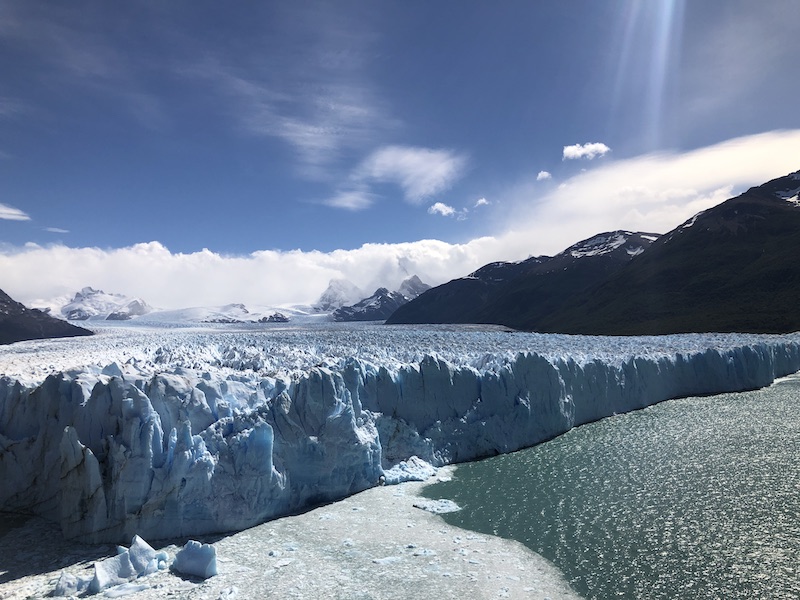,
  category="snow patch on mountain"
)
[332,276,431,322]
[566,231,654,258]
[44,287,153,321]
[314,279,364,312]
